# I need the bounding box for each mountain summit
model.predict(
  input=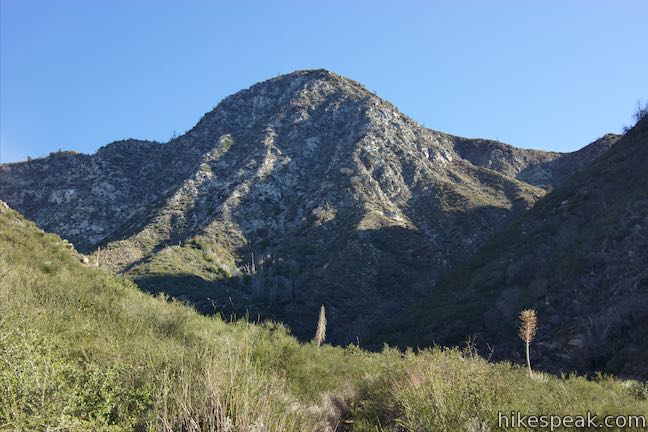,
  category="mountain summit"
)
[0,70,618,346]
